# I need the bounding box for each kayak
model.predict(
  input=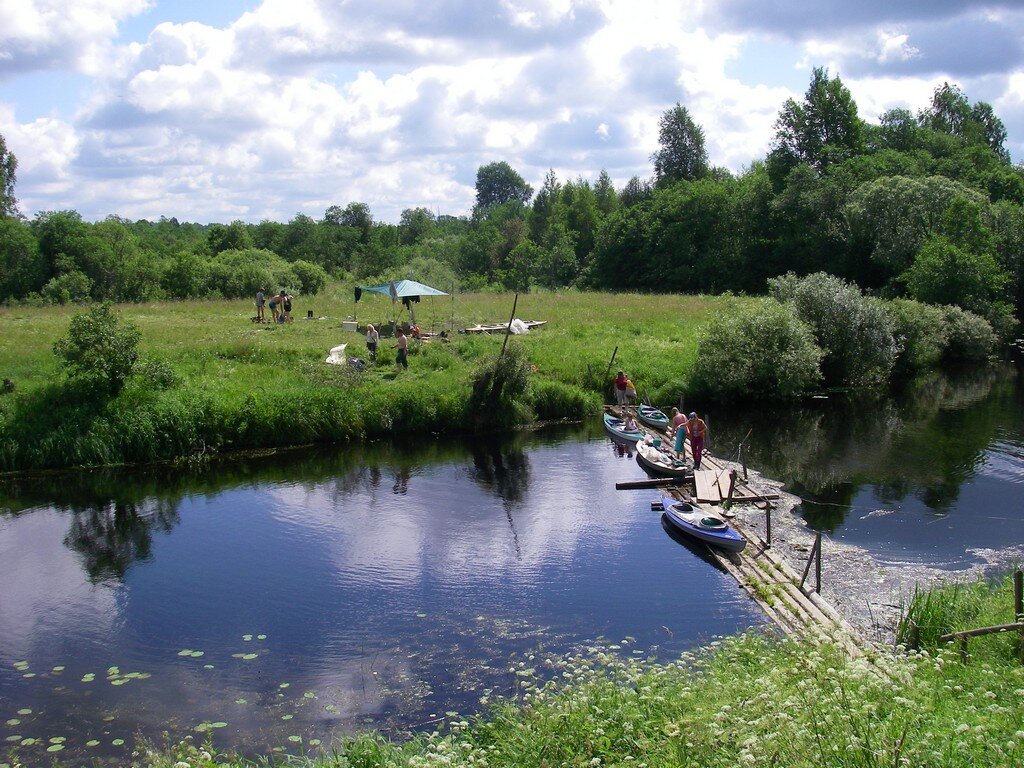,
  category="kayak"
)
[636,405,670,431]
[635,439,690,478]
[660,498,746,553]
[603,412,644,443]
